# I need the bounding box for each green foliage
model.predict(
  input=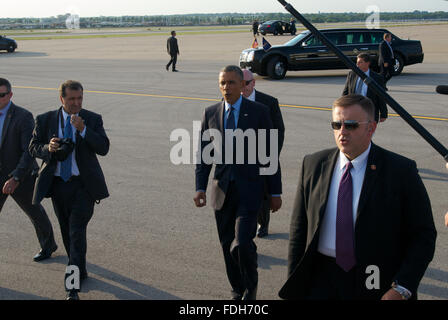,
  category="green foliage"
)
[1,11,447,29]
